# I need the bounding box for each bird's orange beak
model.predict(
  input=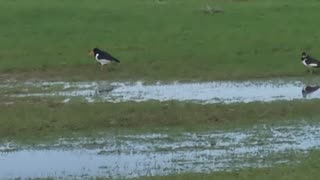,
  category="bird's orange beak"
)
[88,50,94,56]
